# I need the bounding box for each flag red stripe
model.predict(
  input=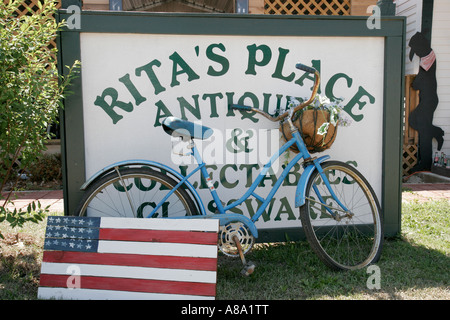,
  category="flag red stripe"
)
[98,228,218,245]
[43,251,217,271]
[39,274,215,296]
